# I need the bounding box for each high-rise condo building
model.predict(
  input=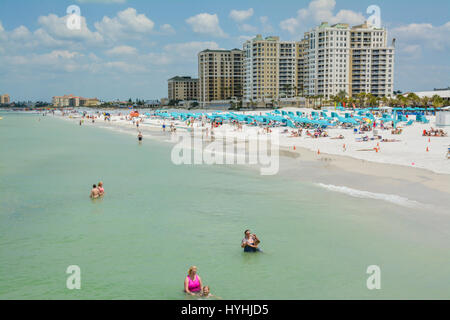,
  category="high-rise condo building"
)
[302,22,394,99]
[167,76,199,101]
[0,94,10,104]
[198,49,244,105]
[243,35,298,102]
